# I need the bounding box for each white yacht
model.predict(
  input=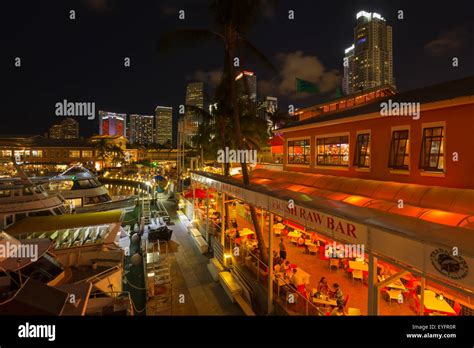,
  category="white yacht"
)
[0,178,69,230]
[35,165,135,213]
